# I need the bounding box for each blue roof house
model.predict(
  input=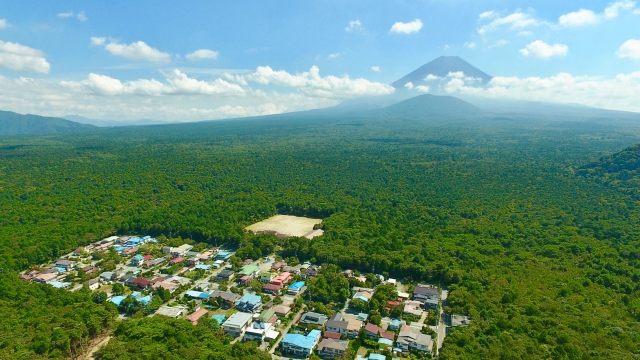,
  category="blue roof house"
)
[235,293,262,312]
[281,330,321,357]
[287,281,305,295]
[389,318,402,331]
[110,296,126,306]
[211,314,227,326]
[186,290,211,300]
[50,281,70,289]
[131,254,145,266]
[215,251,232,260]
[137,295,152,304]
